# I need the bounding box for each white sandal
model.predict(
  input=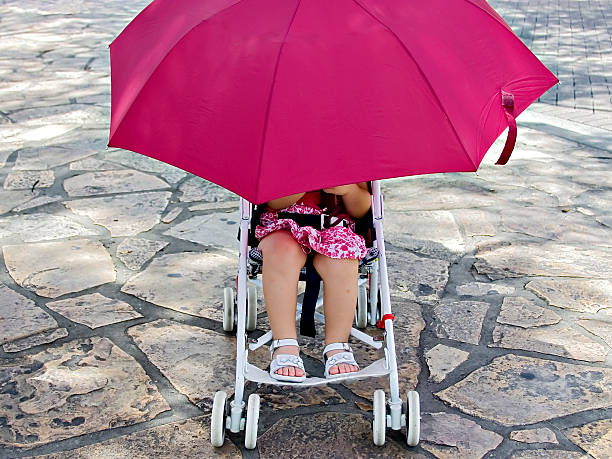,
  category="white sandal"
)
[323,342,360,379]
[269,338,306,383]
